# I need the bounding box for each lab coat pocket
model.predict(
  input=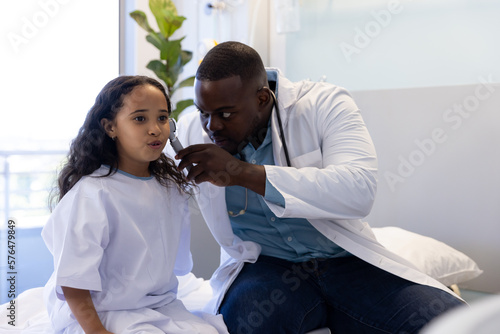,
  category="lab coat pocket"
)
[290,148,323,168]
